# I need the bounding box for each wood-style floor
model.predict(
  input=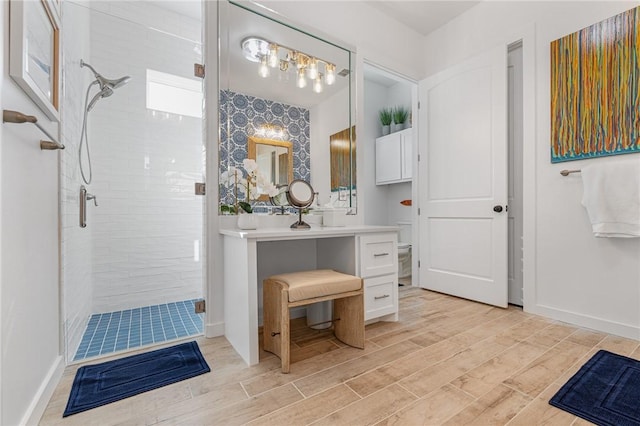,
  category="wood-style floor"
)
[40,286,640,425]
